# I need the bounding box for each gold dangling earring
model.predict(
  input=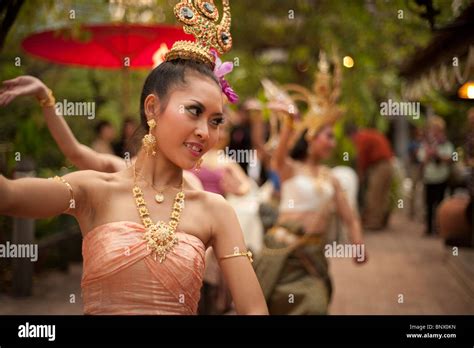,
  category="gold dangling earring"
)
[142,119,157,156]
[194,158,203,172]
